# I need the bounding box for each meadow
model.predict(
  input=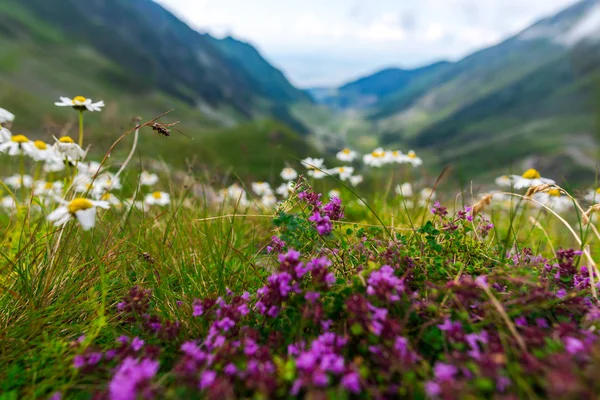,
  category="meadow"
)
[1,98,600,400]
